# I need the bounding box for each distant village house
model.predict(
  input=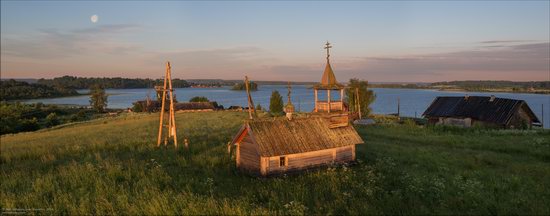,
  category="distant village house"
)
[423,96,540,128]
